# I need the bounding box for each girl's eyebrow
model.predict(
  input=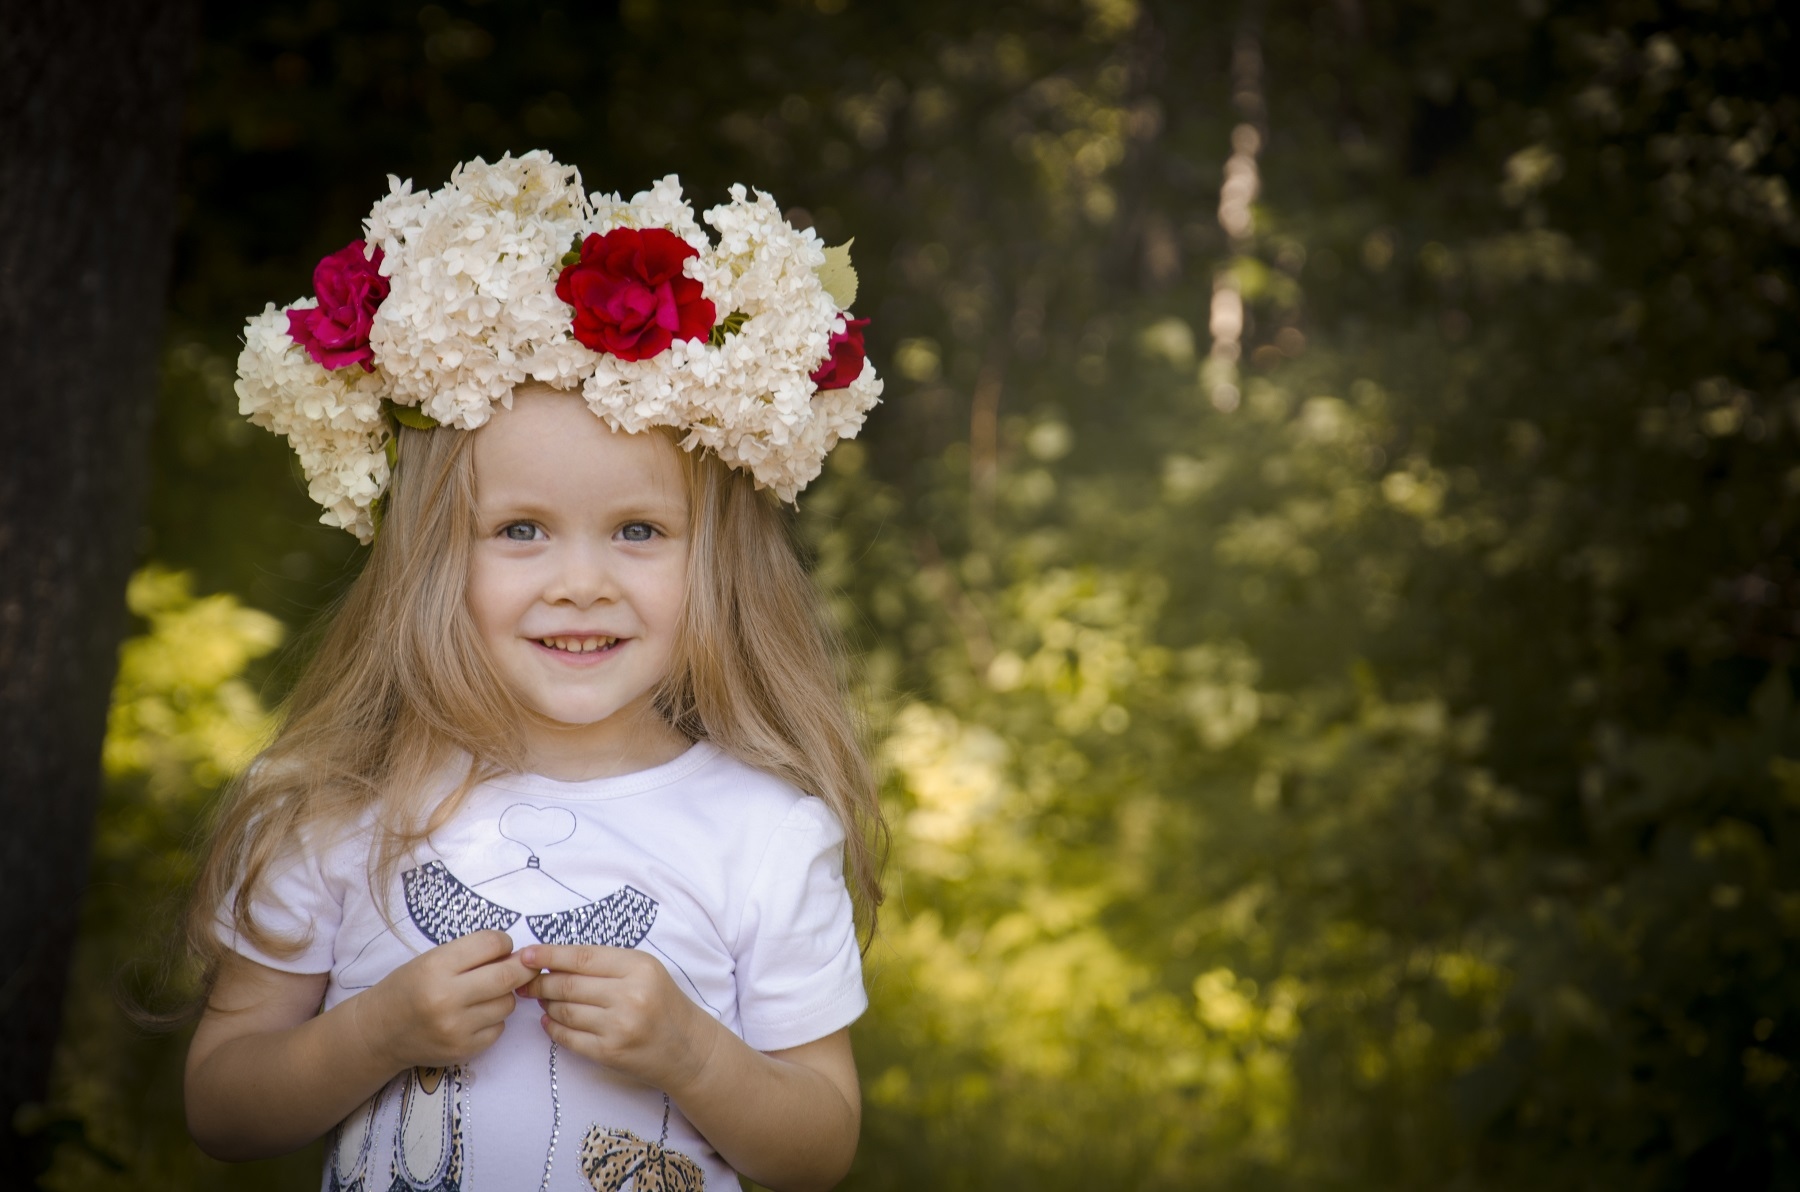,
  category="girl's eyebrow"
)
[474,495,556,520]
[476,495,687,523]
